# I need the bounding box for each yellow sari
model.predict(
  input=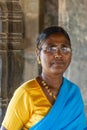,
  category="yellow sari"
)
[2,79,52,130]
